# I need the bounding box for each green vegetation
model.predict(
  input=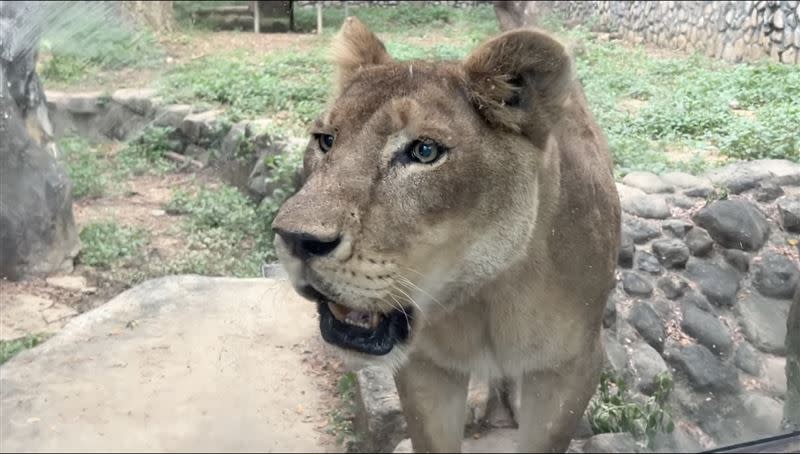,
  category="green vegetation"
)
[588,370,675,449]
[0,334,51,365]
[164,186,266,277]
[117,126,176,176]
[39,1,163,83]
[59,136,109,199]
[79,222,146,268]
[558,22,800,176]
[159,4,499,127]
[327,371,360,450]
